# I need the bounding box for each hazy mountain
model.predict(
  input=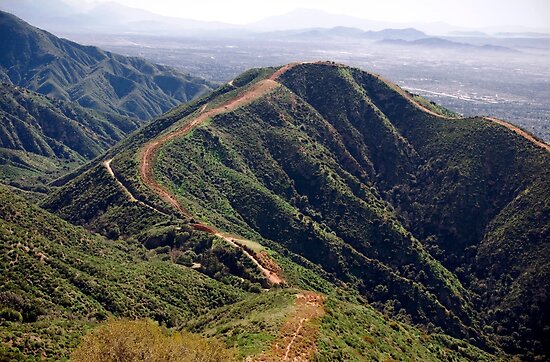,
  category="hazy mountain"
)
[44,63,549,360]
[0,11,214,120]
[0,0,236,35]
[448,30,489,37]
[248,8,394,31]
[379,37,518,52]
[262,26,427,42]
[494,31,550,38]
[363,27,427,41]
[0,82,139,192]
